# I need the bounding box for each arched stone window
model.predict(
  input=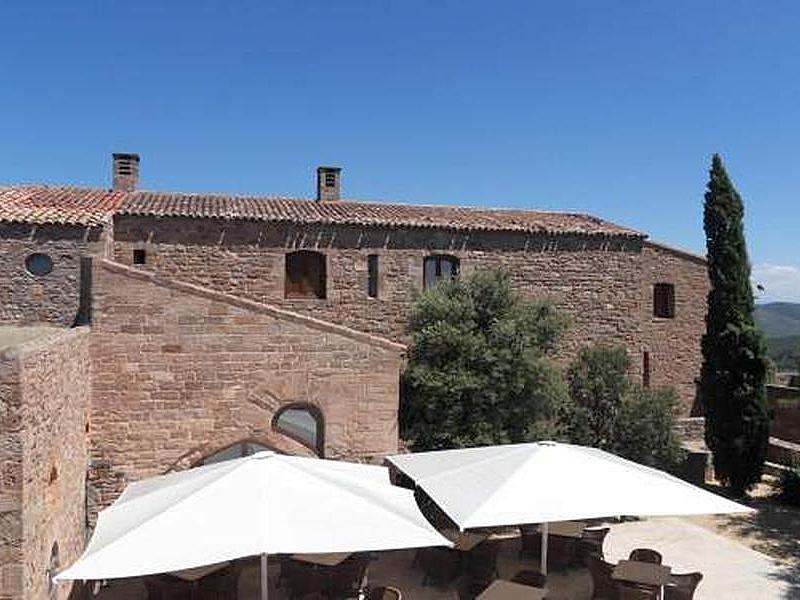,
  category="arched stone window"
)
[423,255,459,290]
[199,441,271,466]
[285,251,327,299]
[272,403,325,457]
